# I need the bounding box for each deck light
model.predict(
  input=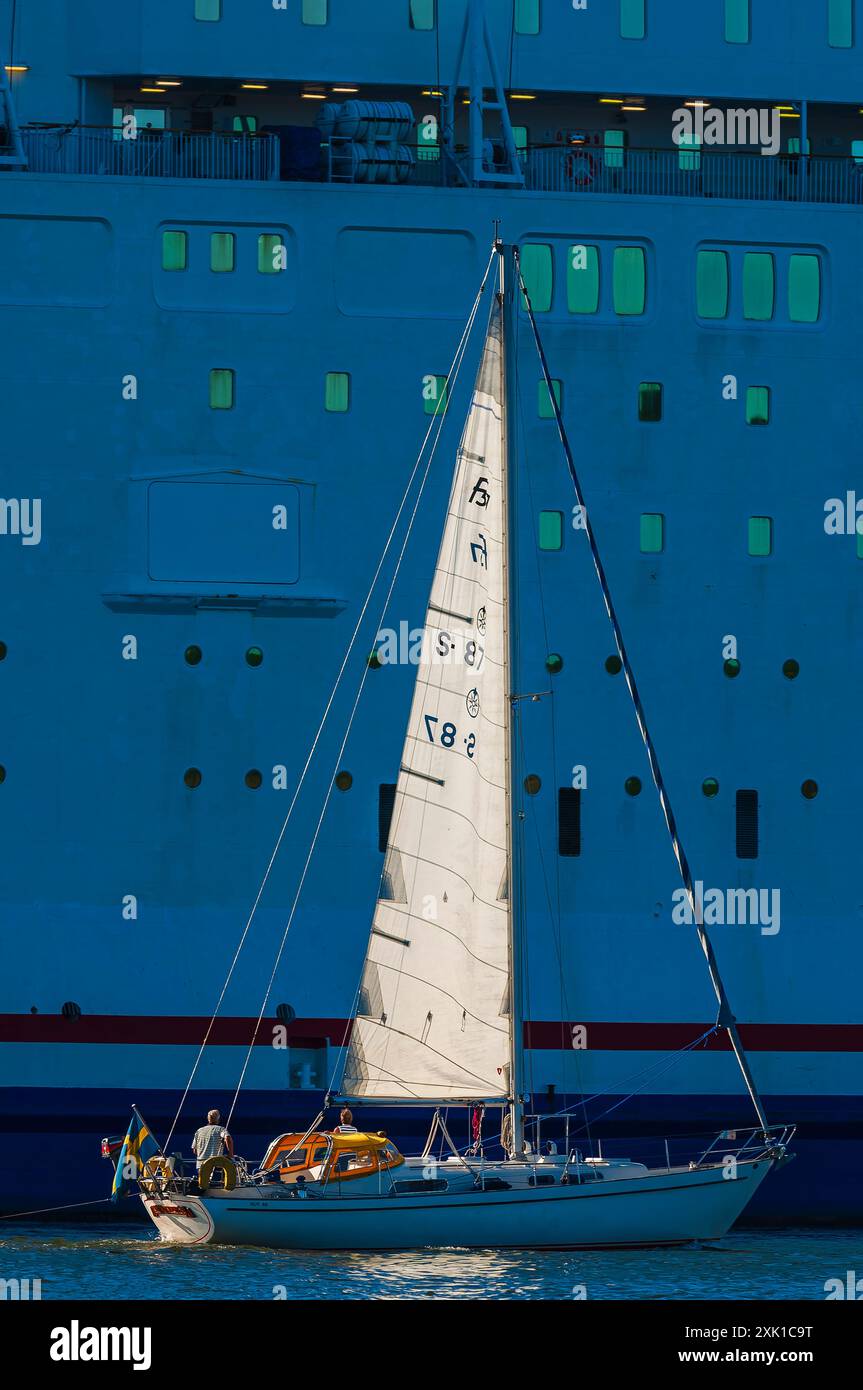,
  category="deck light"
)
[510,93,536,100]
[621,104,646,112]
[156,79,182,86]
[4,65,29,73]
[332,86,359,93]
[599,97,624,104]
[241,83,268,90]
[301,92,328,99]
[140,87,164,93]
[684,100,709,107]
[422,89,444,97]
